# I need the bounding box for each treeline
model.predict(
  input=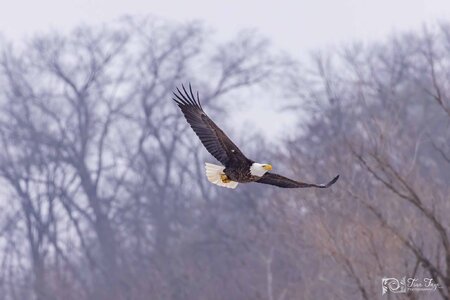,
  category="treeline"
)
[0,17,449,300]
